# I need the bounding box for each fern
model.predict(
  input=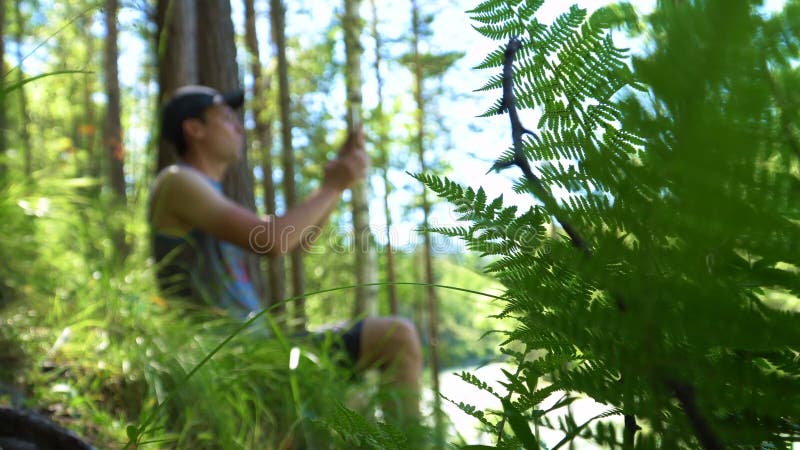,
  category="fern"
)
[420,0,800,448]
[311,400,407,449]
